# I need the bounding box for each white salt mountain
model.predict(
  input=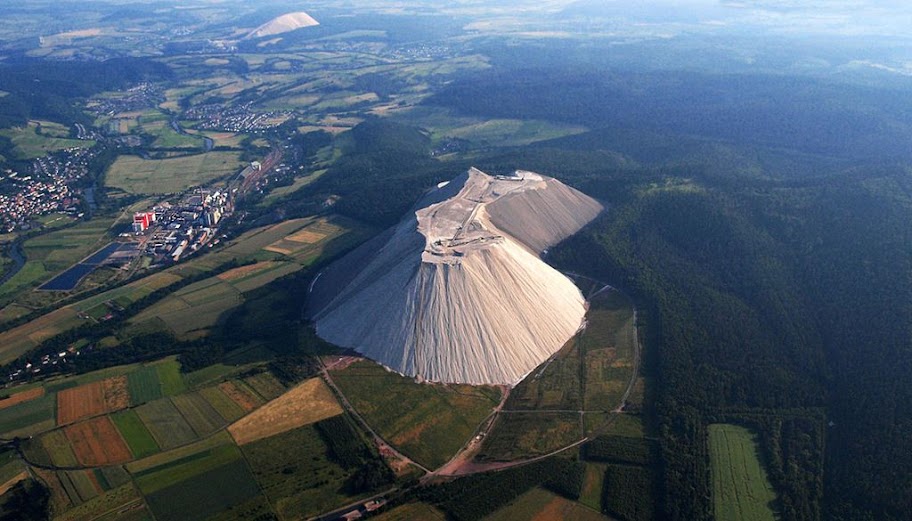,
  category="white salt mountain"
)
[309,168,603,386]
[246,12,319,39]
